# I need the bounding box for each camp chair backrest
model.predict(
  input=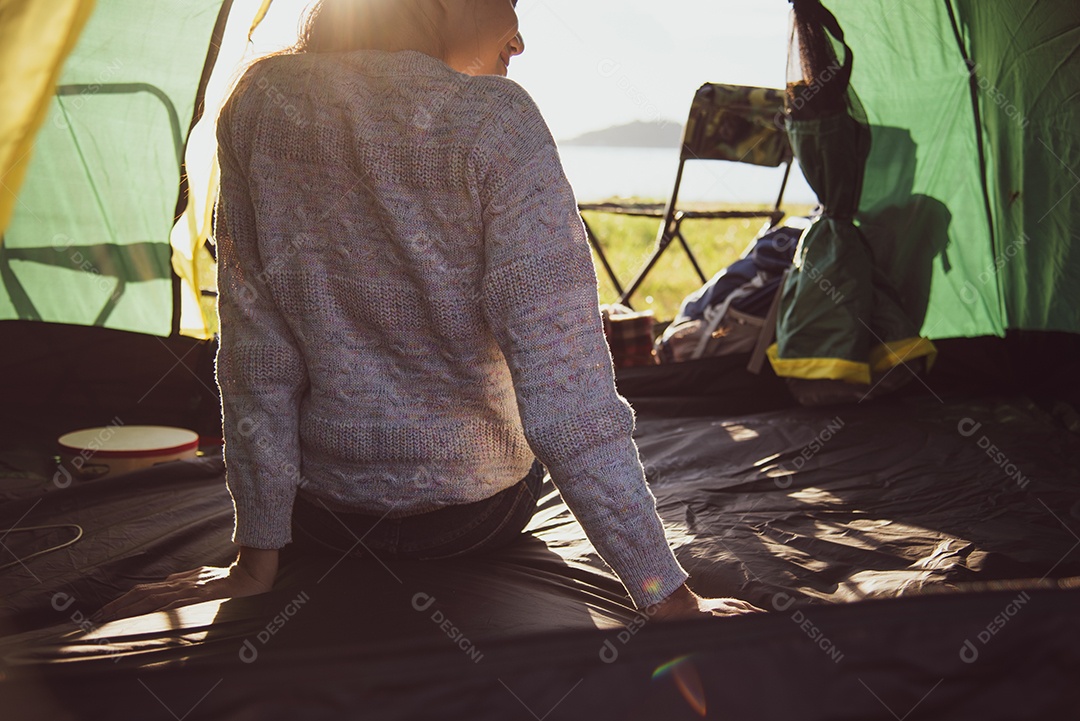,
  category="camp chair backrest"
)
[681,83,792,167]
[580,82,793,310]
